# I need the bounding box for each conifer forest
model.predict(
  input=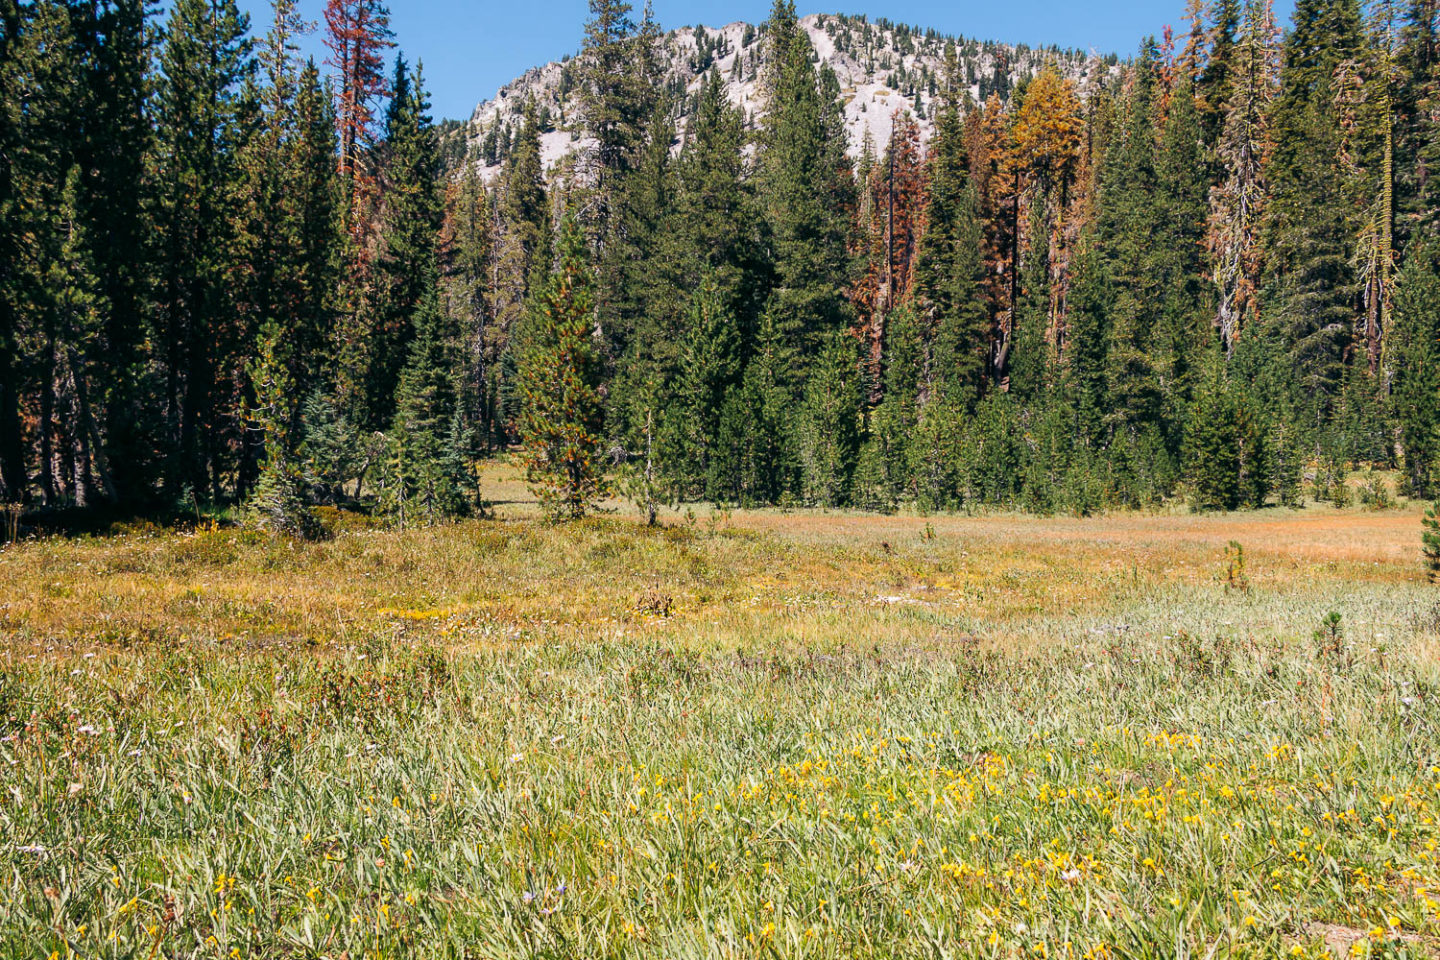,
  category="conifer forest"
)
[1,0,1437,524]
